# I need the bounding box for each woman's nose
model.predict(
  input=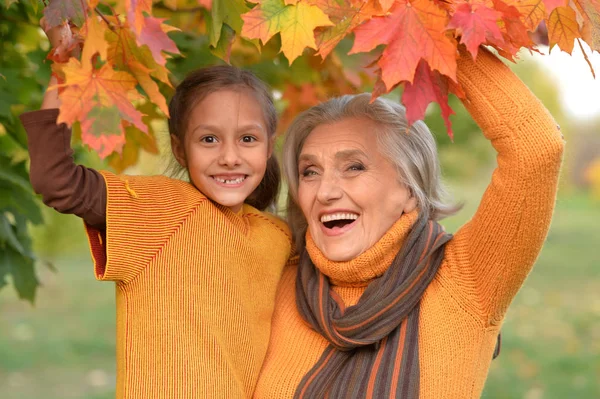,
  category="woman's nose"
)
[316,173,343,203]
[218,142,241,167]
